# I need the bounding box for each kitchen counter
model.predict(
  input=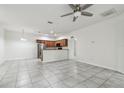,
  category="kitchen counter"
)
[43,49,69,62]
[43,49,69,50]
